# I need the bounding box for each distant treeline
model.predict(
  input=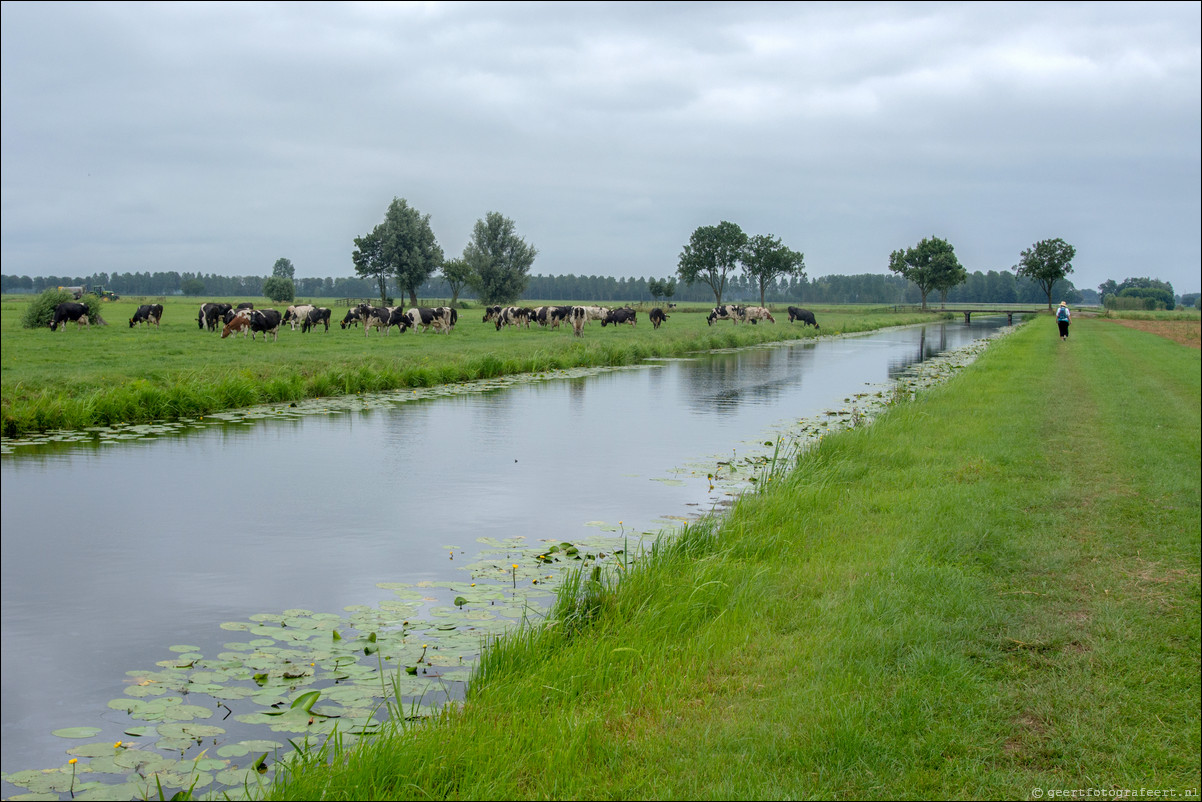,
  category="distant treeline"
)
[2,270,1098,305]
